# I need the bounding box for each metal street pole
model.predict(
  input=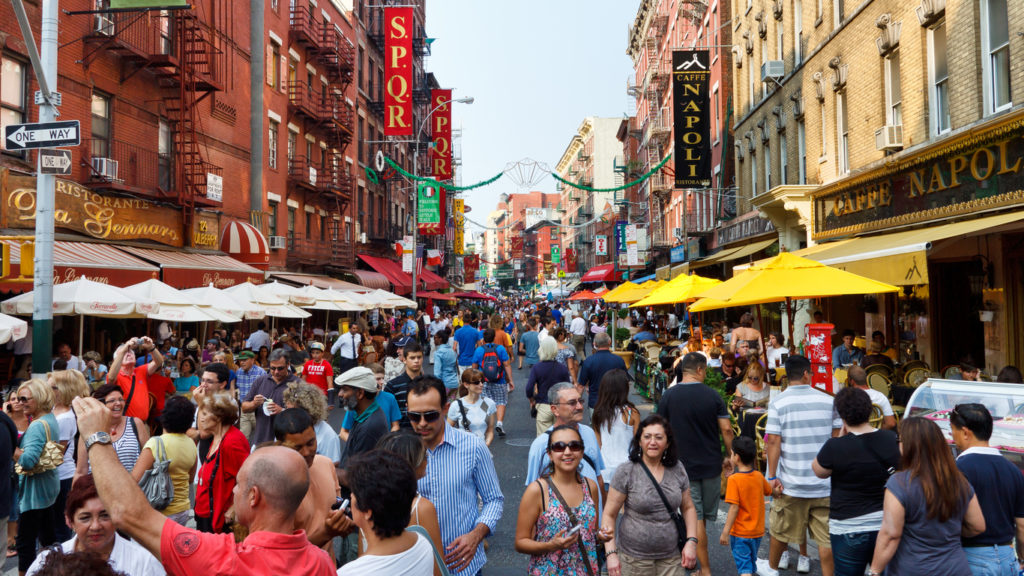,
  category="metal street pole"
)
[411,96,472,302]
